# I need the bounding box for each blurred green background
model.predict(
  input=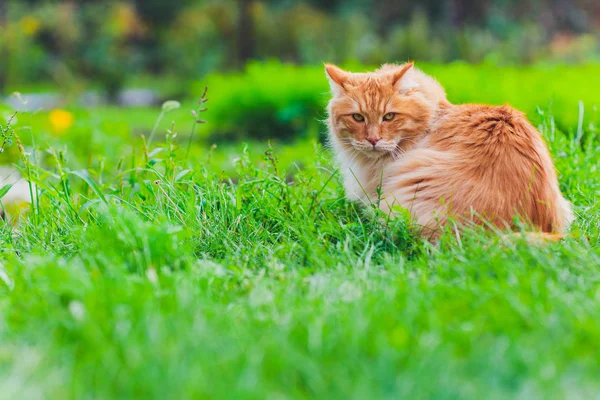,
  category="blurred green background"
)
[2,0,600,90]
[1,0,600,153]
